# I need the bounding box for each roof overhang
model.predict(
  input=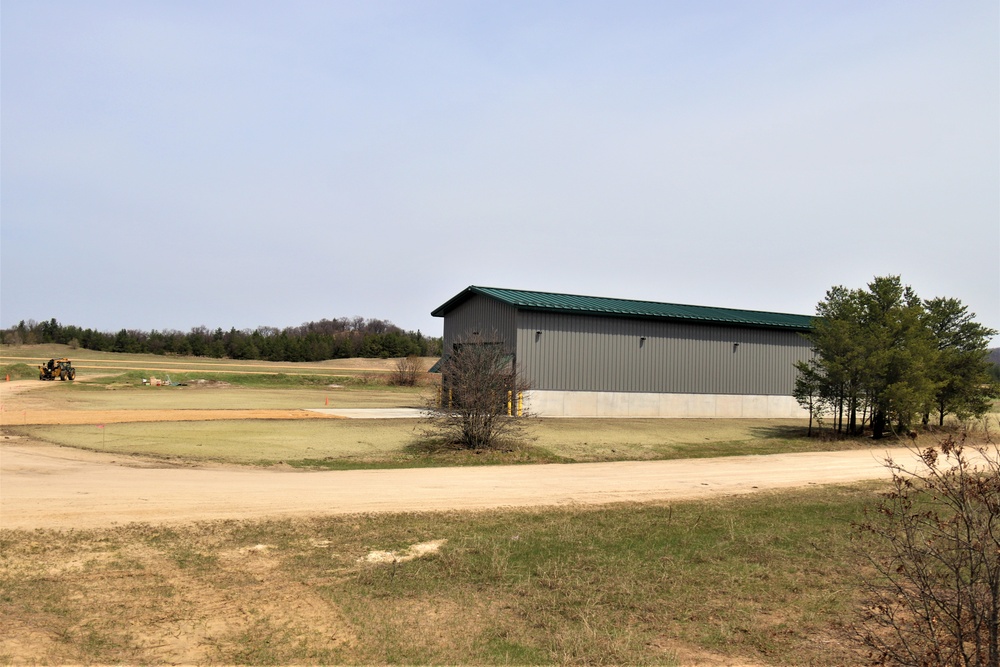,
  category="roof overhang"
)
[430,286,480,318]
